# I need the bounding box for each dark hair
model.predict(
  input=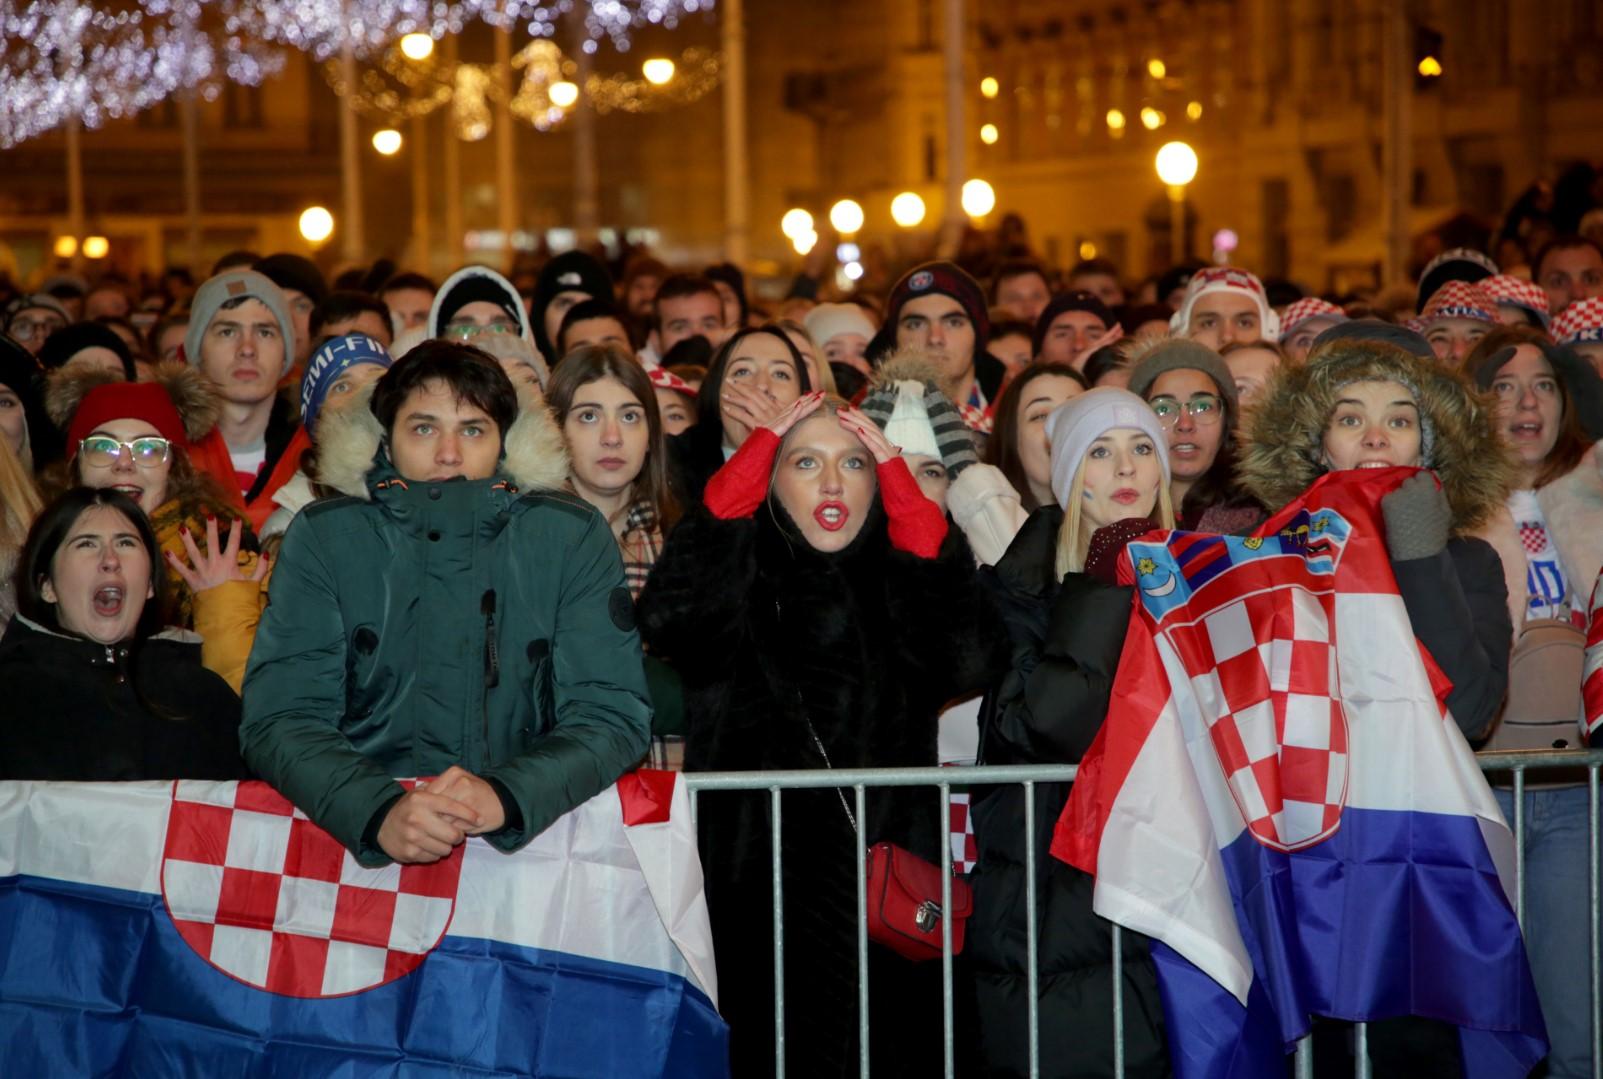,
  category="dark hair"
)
[545,345,680,532]
[1068,257,1121,281]
[1469,328,1592,489]
[696,326,814,431]
[1462,323,1552,378]
[379,271,438,296]
[1135,360,1245,524]
[1082,346,1129,387]
[1534,234,1603,283]
[210,250,260,276]
[310,290,391,340]
[988,316,1034,342]
[661,335,715,370]
[16,487,167,641]
[985,362,1088,511]
[556,298,629,357]
[653,274,722,333]
[1220,339,1288,364]
[990,260,1050,303]
[370,340,519,440]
